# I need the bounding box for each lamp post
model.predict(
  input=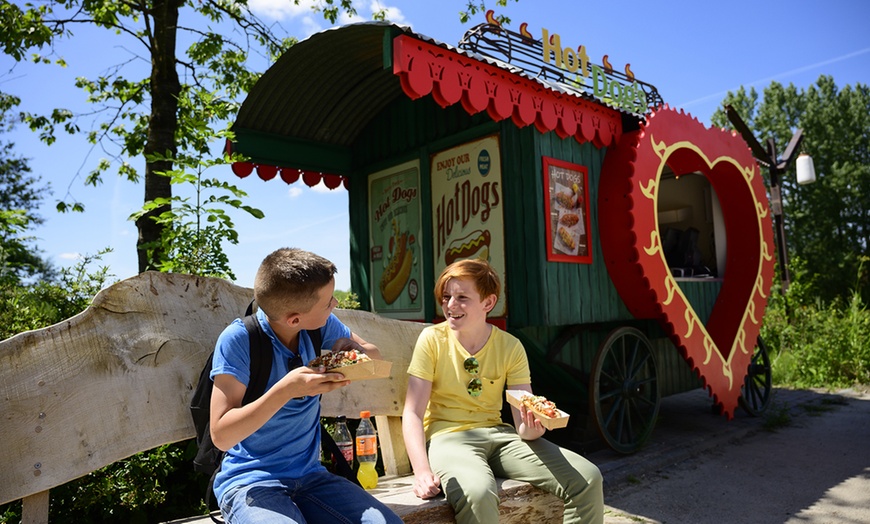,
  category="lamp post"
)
[724,105,815,294]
